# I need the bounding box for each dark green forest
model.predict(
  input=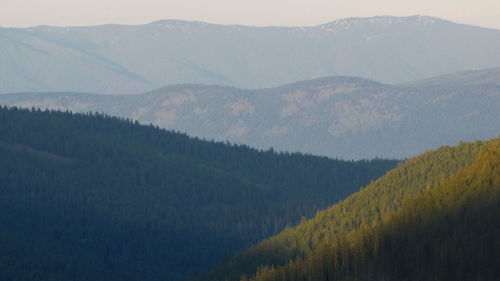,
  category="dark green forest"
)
[200,138,499,281]
[0,106,397,281]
